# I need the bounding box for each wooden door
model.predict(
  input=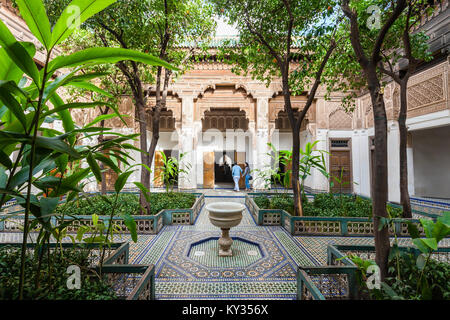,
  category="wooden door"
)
[330,150,352,193]
[235,152,246,189]
[104,166,119,191]
[154,151,164,187]
[285,157,293,188]
[203,152,215,188]
[99,140,119,191]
